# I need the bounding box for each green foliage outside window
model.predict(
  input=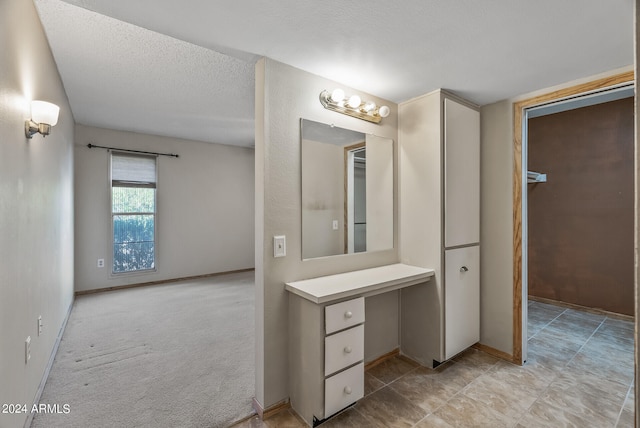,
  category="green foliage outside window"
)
[112,187,155,273]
